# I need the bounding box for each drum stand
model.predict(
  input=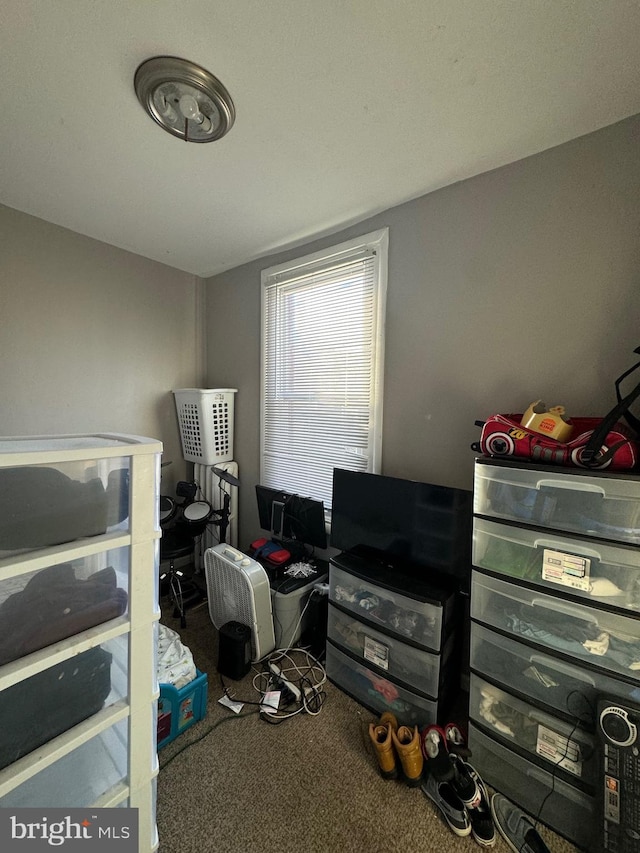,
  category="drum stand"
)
[159,533,202,629]
[159,479,228,628]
